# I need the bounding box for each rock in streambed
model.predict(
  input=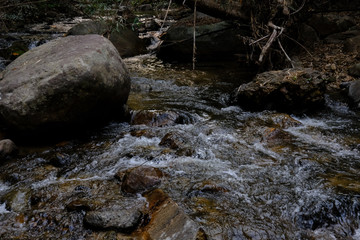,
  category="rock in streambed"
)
[0,34,130,136]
